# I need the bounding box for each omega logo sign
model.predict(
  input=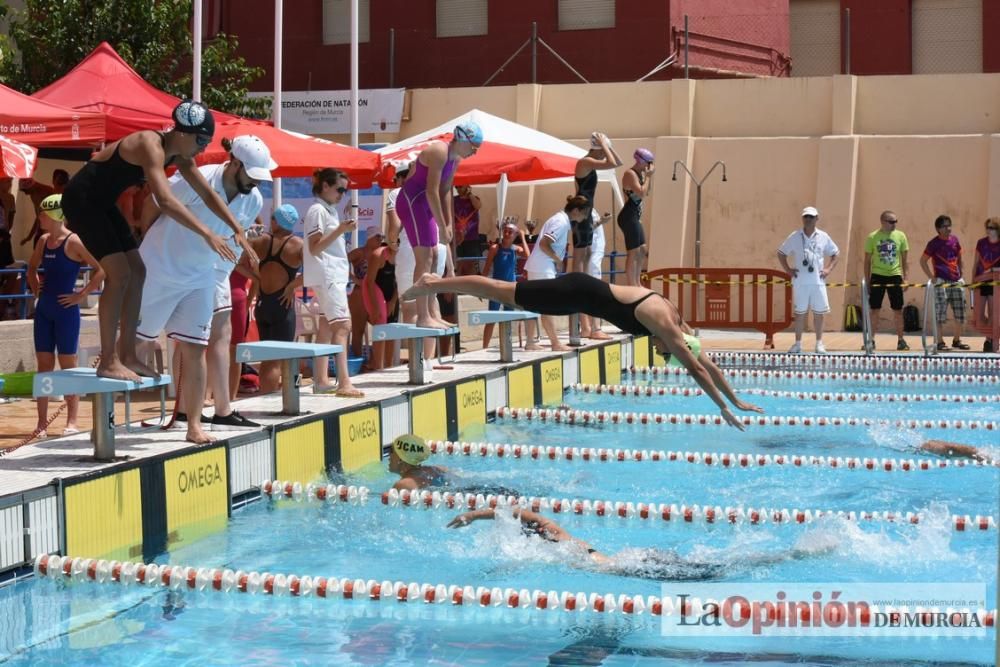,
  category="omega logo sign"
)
[544,368,560,382]
[178,463,222,493]
[349,419,377,440]
[462,389,484,408]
